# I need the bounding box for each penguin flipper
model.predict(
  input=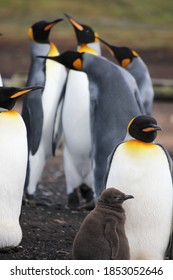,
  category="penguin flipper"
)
[157,144,173,259]
[103,144,121,187]
[52,97,64,155]
[52,78,67,155]
[24,89,44,155]
[105,220,119,259]
[157,144,173,175]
